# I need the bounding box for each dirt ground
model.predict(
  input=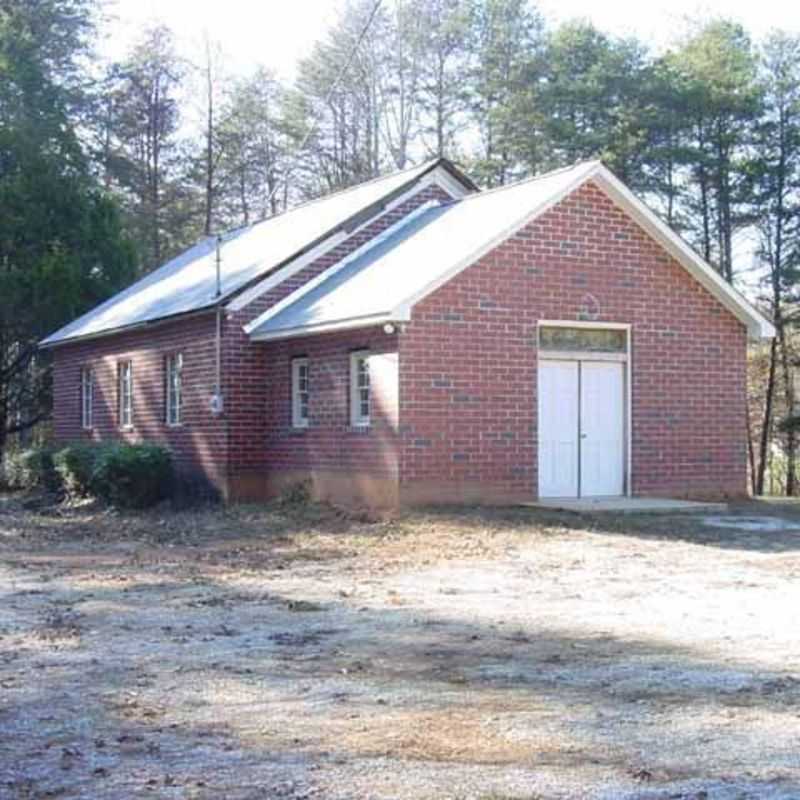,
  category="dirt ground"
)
[1,494,800,800]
